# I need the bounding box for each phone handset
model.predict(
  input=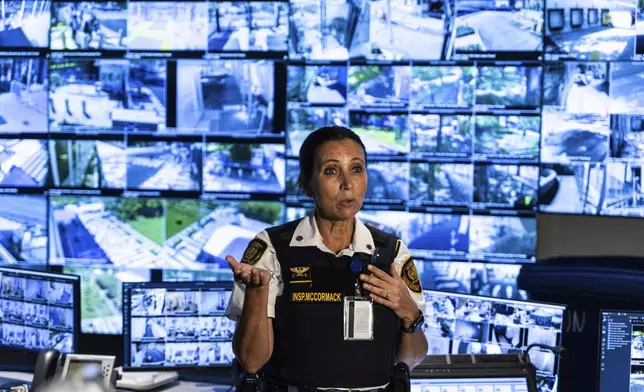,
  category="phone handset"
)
[31,349,118,391]
[32,349,61,392]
